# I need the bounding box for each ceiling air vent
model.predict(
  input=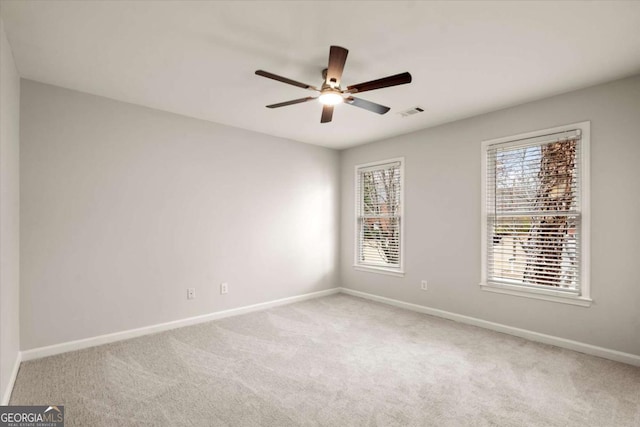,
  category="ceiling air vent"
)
[398,107,424,117]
